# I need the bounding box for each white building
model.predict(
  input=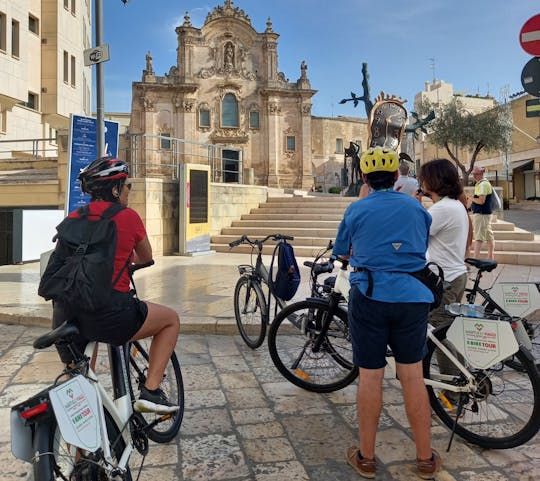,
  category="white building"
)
[0,0,91,158]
